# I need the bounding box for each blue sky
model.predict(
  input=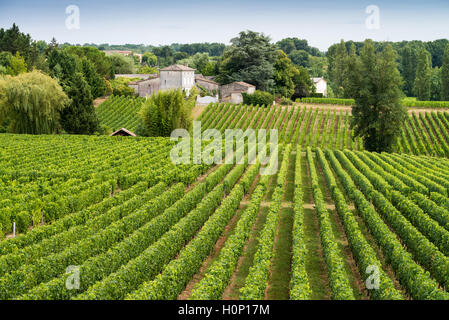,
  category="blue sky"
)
[1,0,448,51]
